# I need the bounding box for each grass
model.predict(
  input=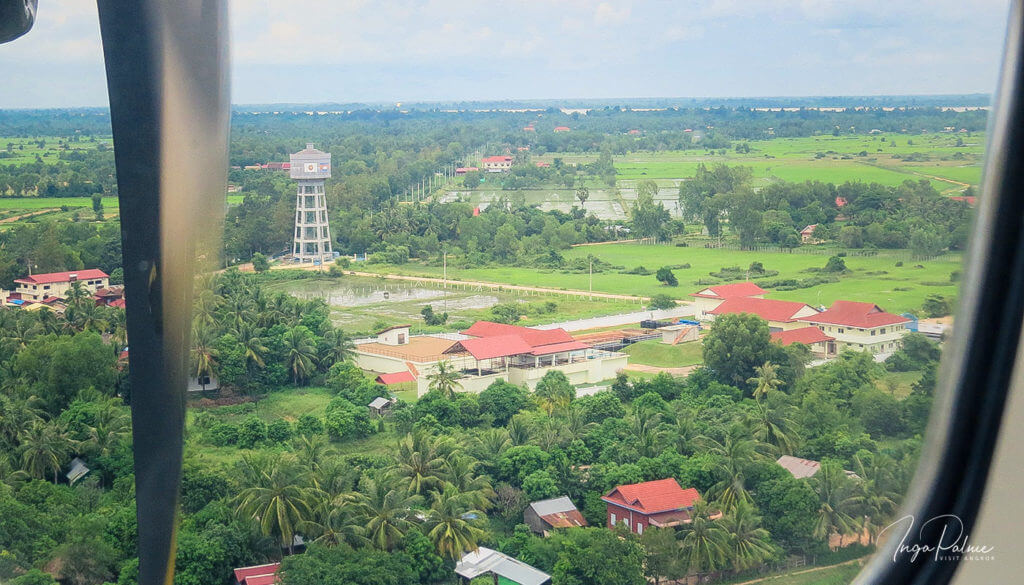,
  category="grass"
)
[876,370,924,399]
[743,561,864,585]
[359,244,962,315]
[624,339,704,367]
[0,135,114,166]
